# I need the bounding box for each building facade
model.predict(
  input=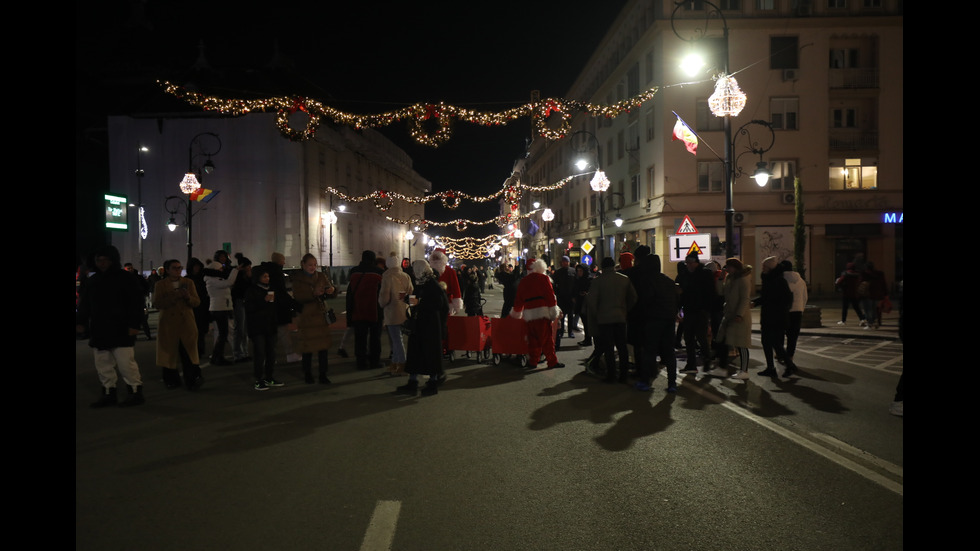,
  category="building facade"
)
[518,0,902,295]
[107,113,430,281]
